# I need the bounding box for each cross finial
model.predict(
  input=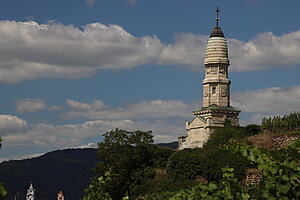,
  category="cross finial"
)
[215,6,220,26]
